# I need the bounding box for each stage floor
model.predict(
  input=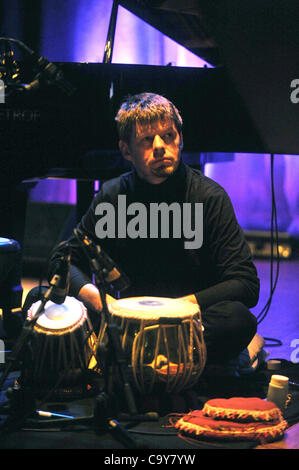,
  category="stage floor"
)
[1,257,298,450]
[250,258,299,363]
